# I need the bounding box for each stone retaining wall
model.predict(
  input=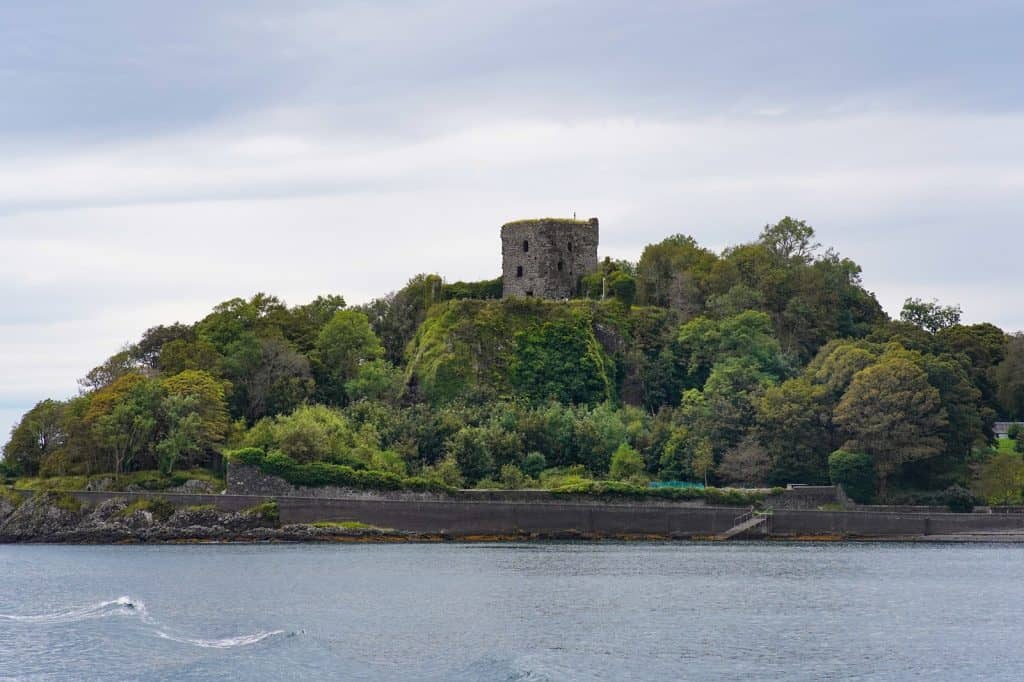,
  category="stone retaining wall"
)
[39,490,1024,538]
